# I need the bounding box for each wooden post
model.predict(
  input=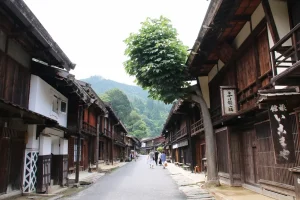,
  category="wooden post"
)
[111,125,114,165]
[96,115,100,170]
[88,136,92,173]
[75,105,83,183]
[186,116,195,172]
